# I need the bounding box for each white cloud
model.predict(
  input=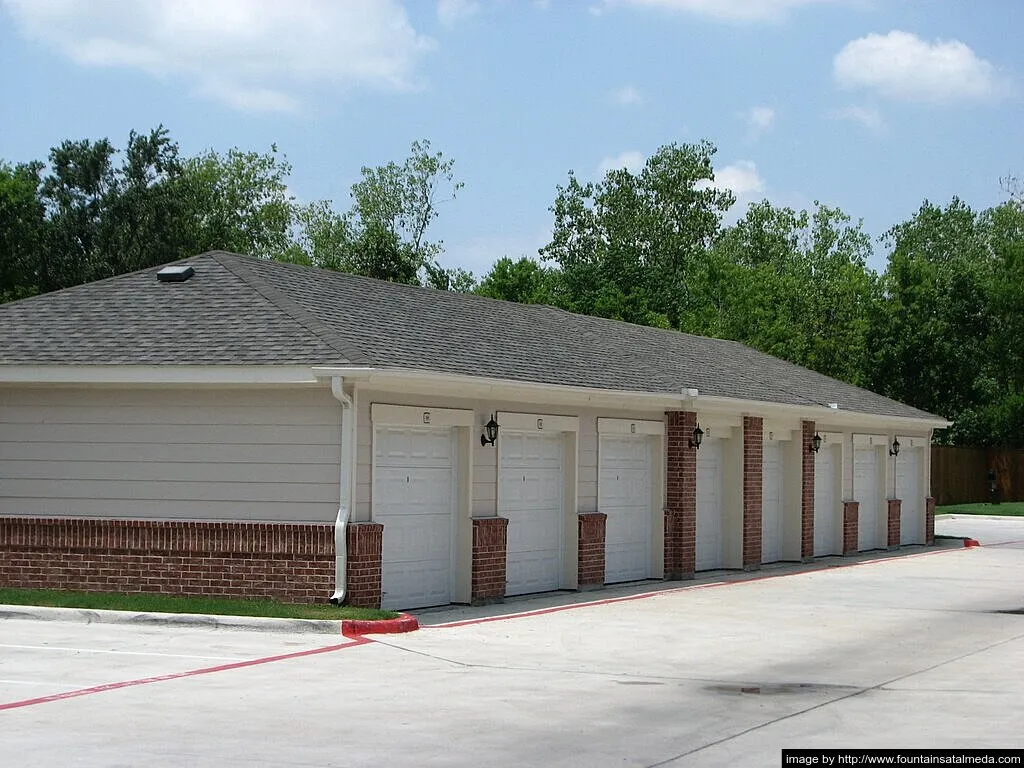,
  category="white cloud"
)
[746,105,776,138]
[832,104,885,133]
[699,160,765,201]
[834,30,1009,104]
[612,85,643,106]
[437,0,479,27]
[2,0,434,113]
[600,0,833,22]
[597,150,646,177]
